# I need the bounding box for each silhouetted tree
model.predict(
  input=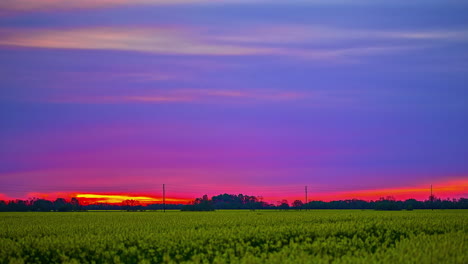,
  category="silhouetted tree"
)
[70,197,82,211]
[211,193,262,209]
[181,195,214,211]
[54,198,72,212]
[278,200,289,210]
[374,197,401,211]
[0,200,6,212]
[32,198,54,212]
[122,199,142,211]
[292,200,304,210]
[7,200,29,211]
[457,198,468,209]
